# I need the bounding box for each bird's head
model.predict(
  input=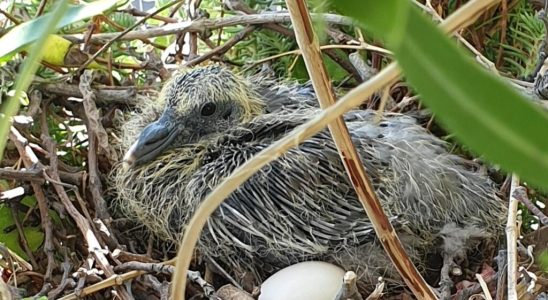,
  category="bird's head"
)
[123,65,265,168]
